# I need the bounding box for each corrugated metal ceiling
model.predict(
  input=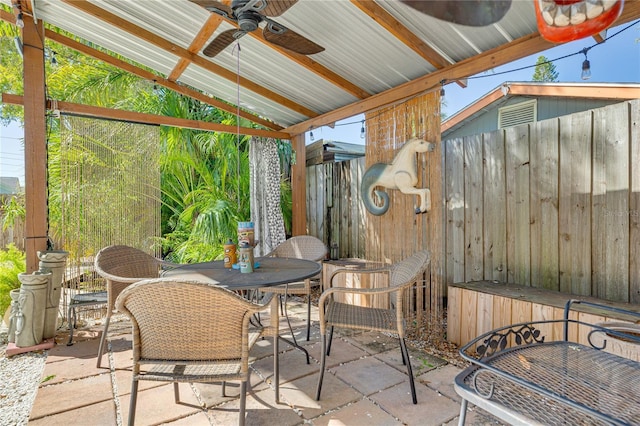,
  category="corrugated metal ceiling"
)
[2,0,637,134]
